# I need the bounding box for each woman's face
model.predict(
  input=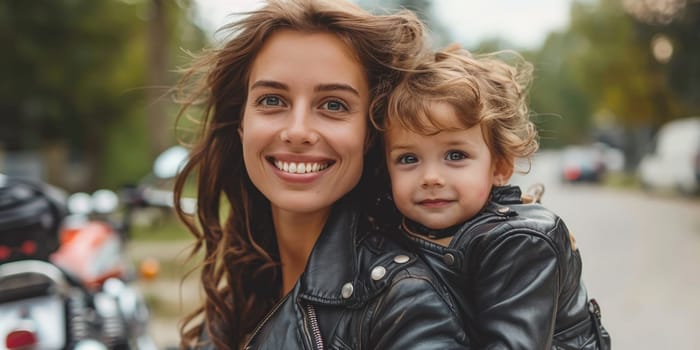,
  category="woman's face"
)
[239,29,370,216]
